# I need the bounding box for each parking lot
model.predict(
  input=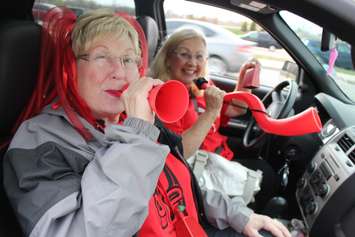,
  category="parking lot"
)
[222,46,295,87]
